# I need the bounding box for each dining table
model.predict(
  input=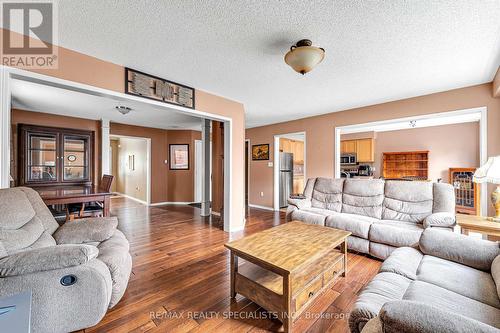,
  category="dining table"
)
[33,185,113,217]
